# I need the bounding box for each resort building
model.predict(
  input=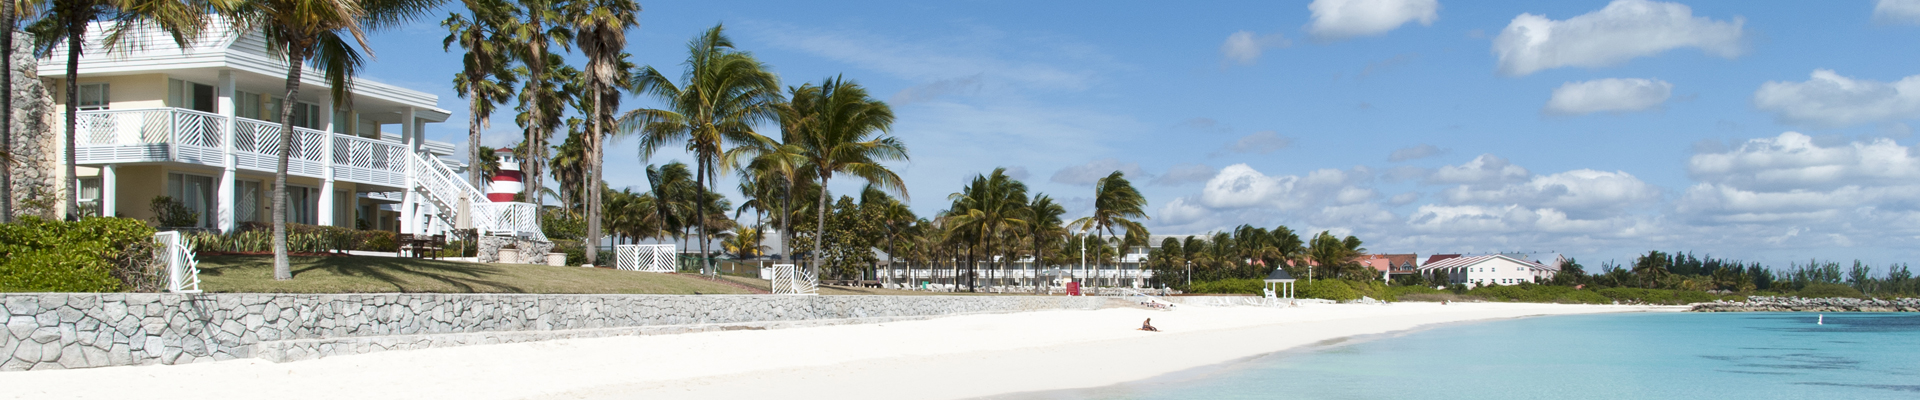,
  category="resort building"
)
[40,18,537,239]
[1416,254,1557,286]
